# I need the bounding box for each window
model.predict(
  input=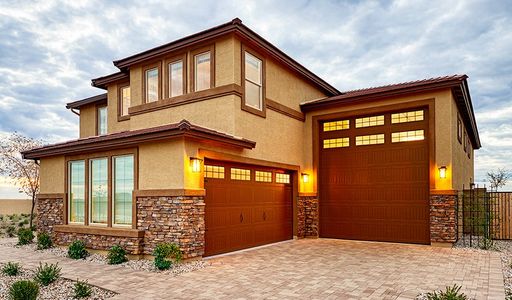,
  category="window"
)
[120,86,130,116]
[244,52,263,110]
[391,110,424,124]
[145,67,159,102]
[355,115,384,128]
[205,165,225,179]
[323,120,349,131]
[255,171,272,182]
[231,168,250,181]
[194,52,211,91]
[275,173,290,184]
[355,134,385,146]
[457,117,463,144]
[68,161,85,224]
[97,106,107,135]
[169,60,184,97]
[113,155,134,226]
[323,138,350,149]
[89,158,108,225]
[464,131,467,152]
[391,130,425,143]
